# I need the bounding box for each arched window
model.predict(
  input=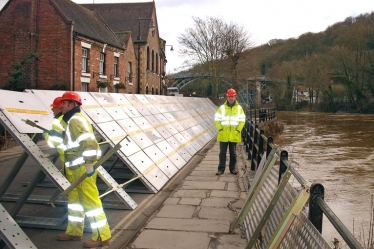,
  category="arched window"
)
[146,85,149,94]
[152,87,154,95]
[156,53,159,74]
[151,50,154,72]
[146,47,150,70]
